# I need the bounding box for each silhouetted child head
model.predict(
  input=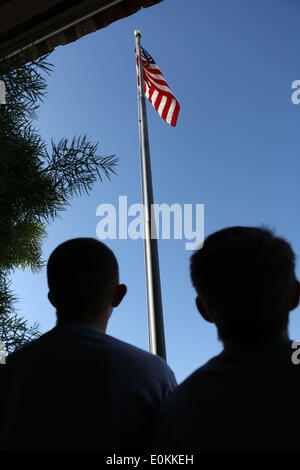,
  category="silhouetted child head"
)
[190,226,300,346]
[47,238,126,328]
